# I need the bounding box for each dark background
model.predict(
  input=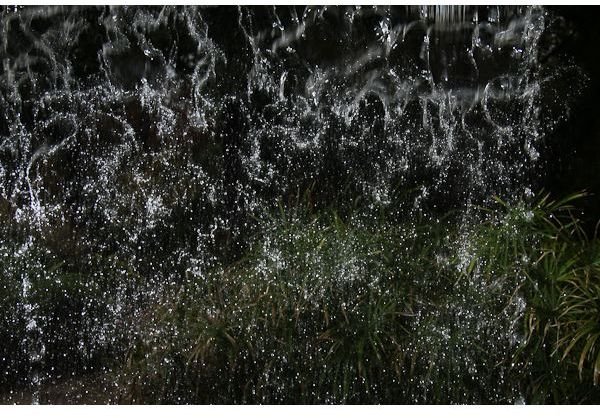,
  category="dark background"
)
[546,6,600,224]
